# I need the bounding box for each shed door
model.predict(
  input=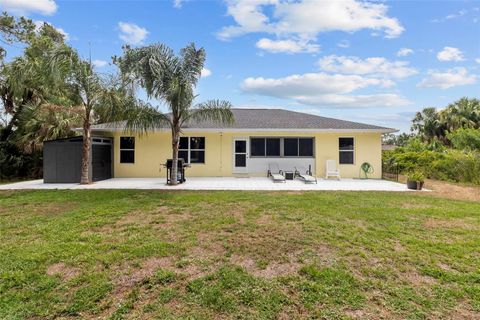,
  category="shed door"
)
[92,144,112,181]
